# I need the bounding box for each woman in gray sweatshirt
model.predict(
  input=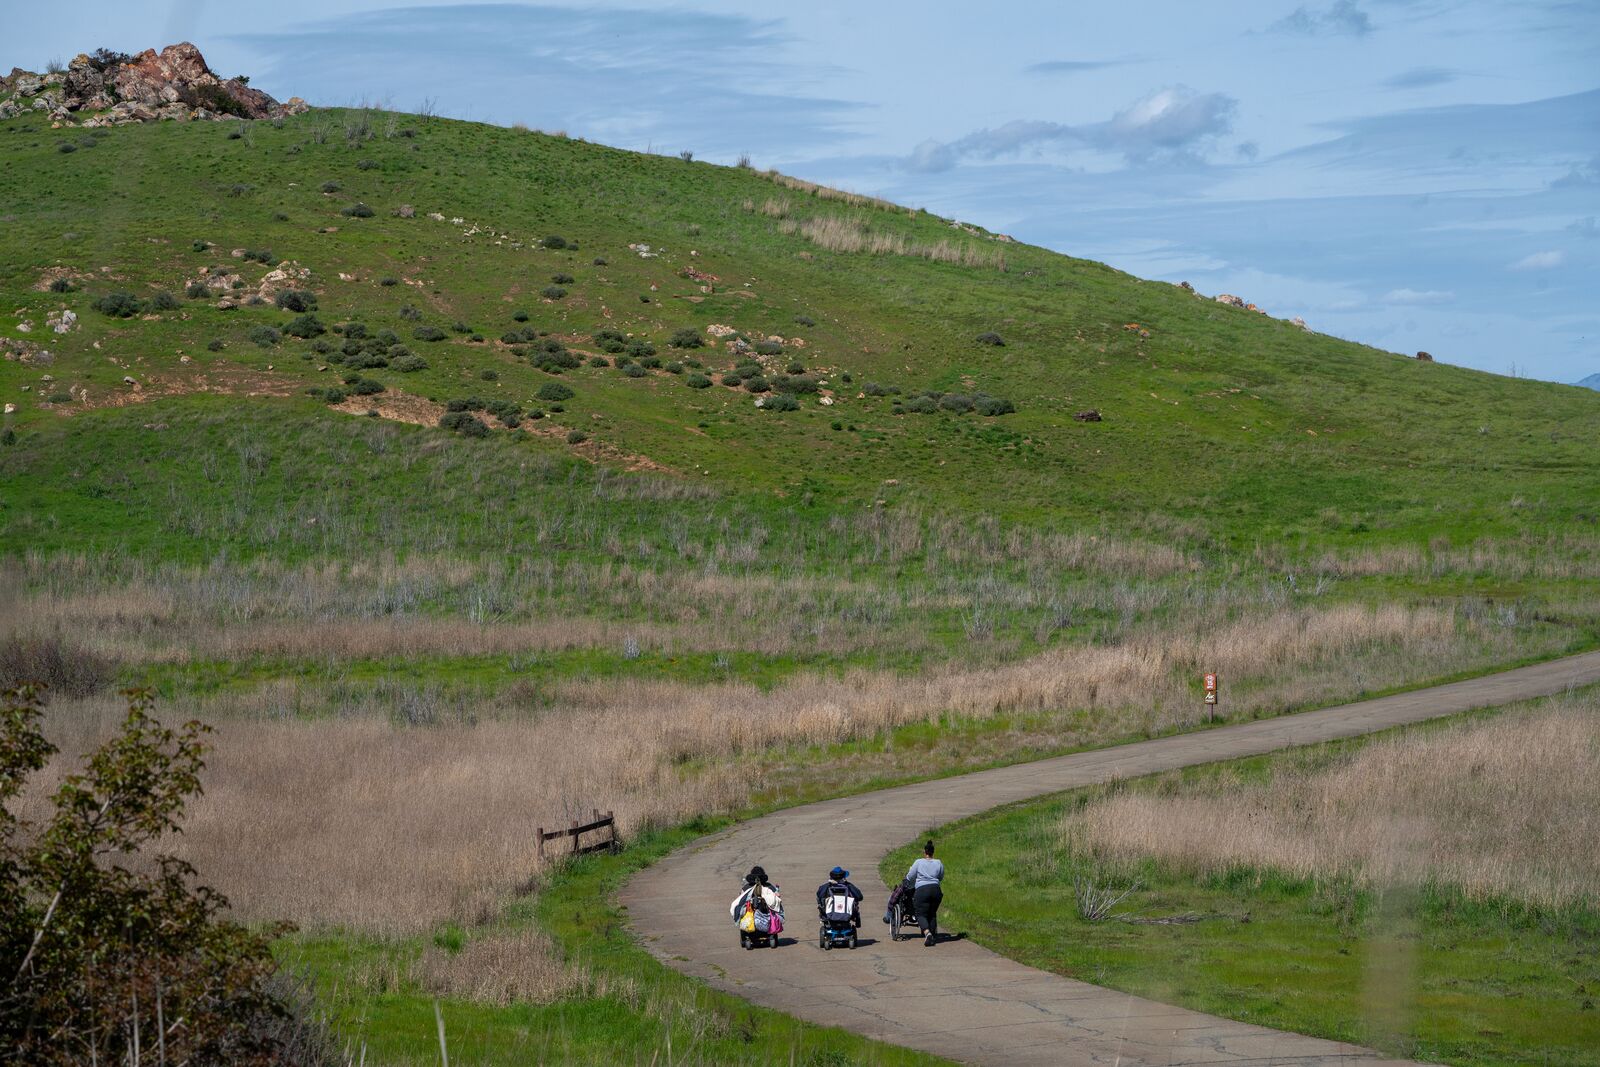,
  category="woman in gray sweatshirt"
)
[904,840,945,946]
